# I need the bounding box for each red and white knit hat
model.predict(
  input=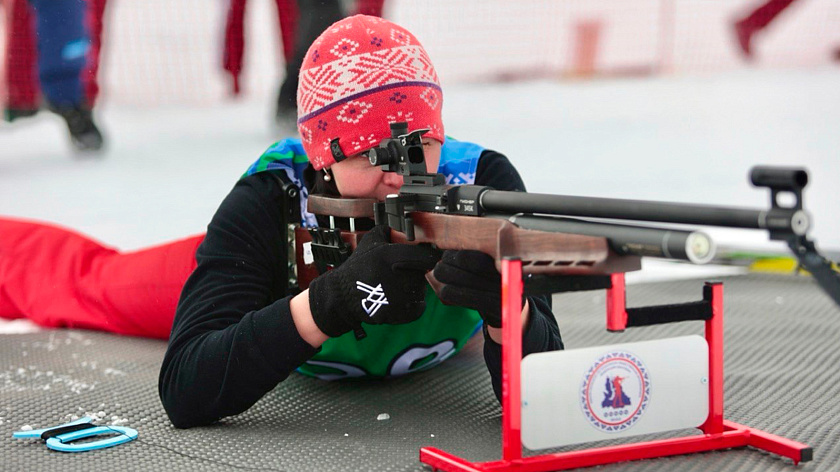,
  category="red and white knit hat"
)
[296,15,444,170]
